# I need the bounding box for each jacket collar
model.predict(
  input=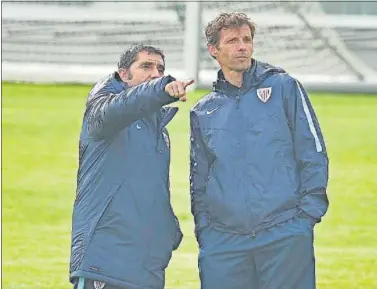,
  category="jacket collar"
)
[110,71,128,91]
[212,59,285,96]
[212,59,256,95]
